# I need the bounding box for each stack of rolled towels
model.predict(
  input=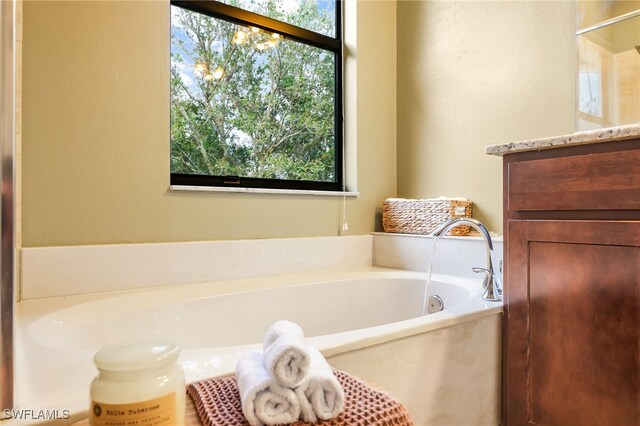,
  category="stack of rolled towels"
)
[235,320,345,426]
